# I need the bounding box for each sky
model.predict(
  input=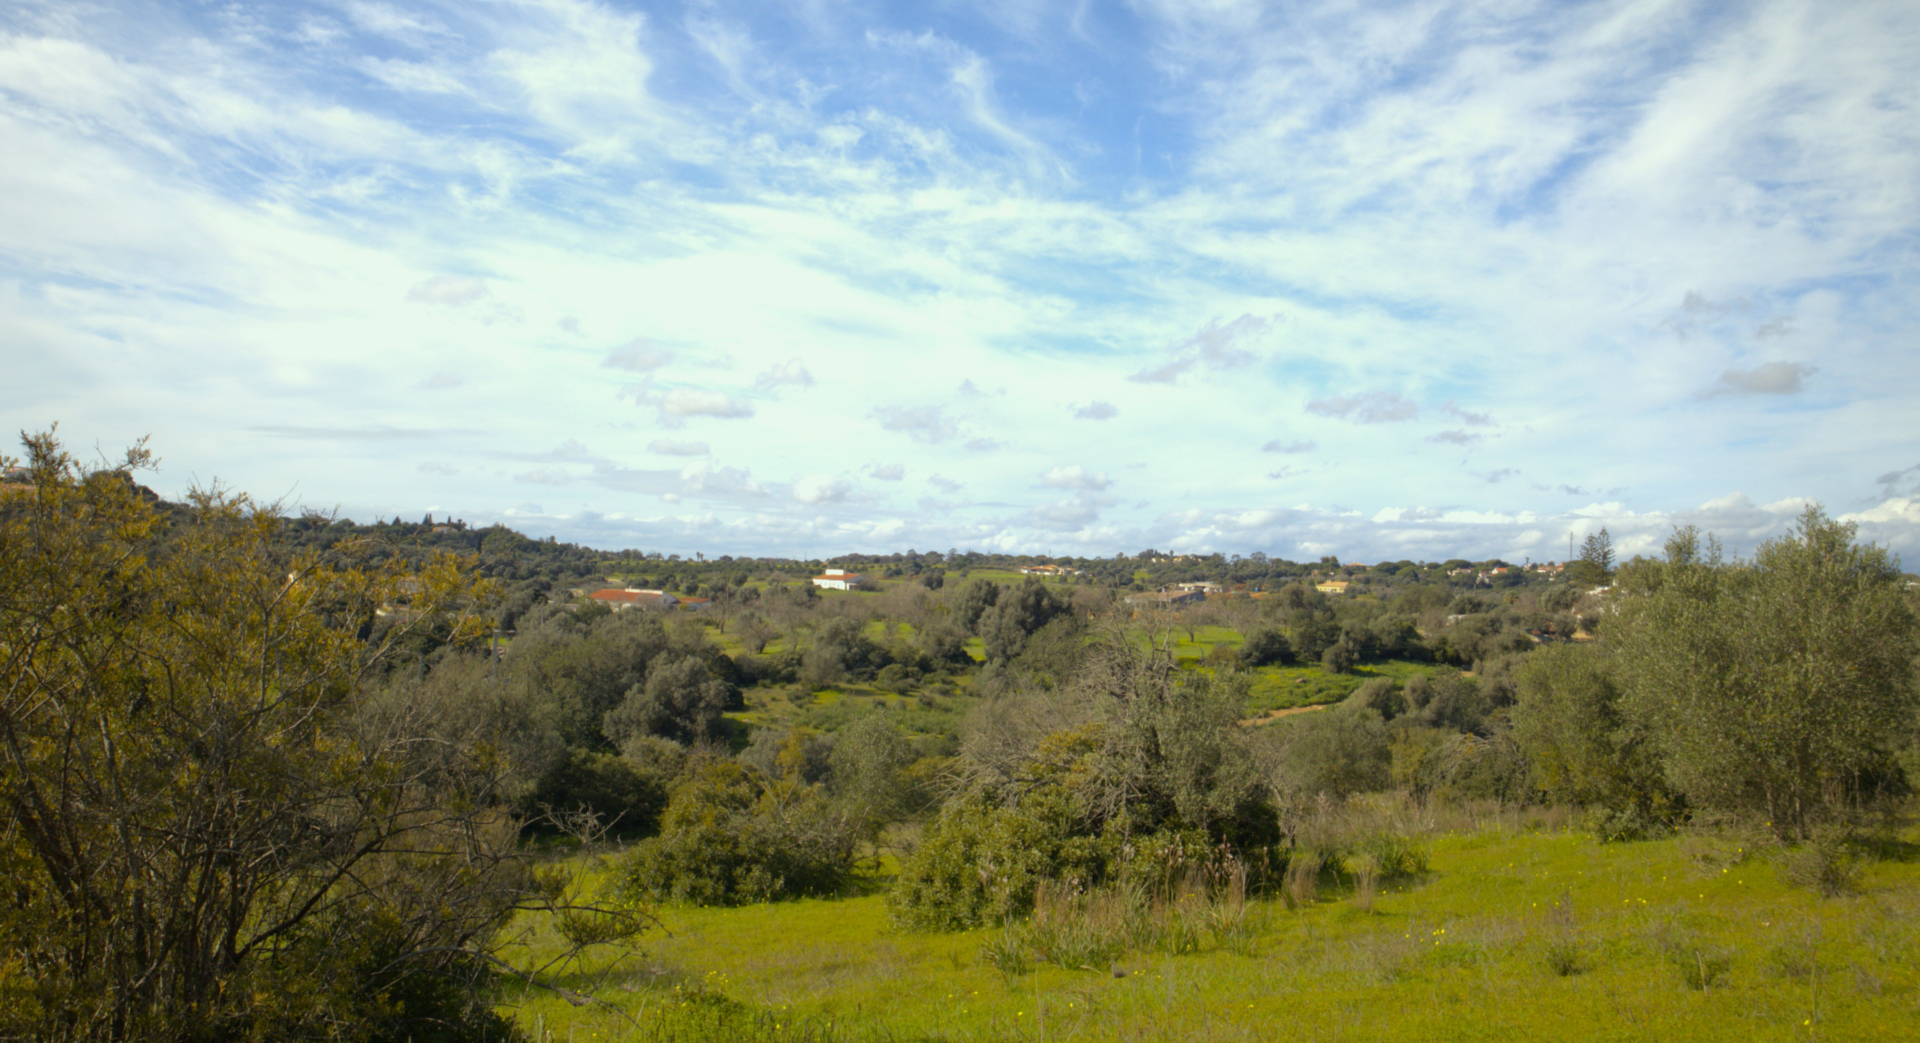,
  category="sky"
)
[4,0,1919,565]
